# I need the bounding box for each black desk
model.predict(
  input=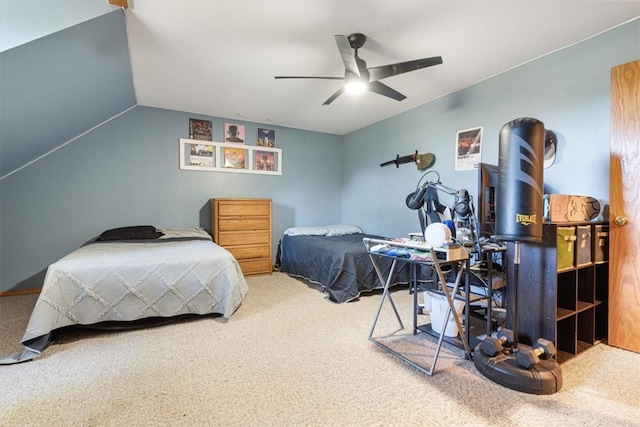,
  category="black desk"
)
[364,237,472,375]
